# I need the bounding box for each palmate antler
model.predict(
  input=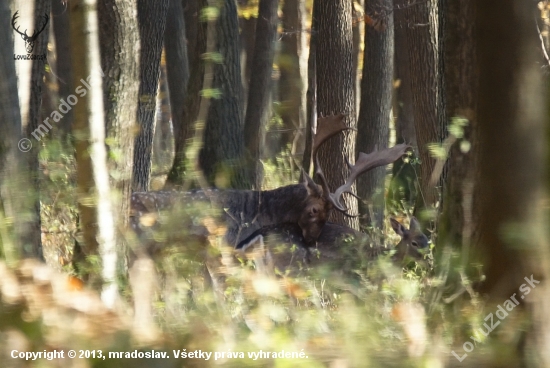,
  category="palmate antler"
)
[311,114,411,213]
